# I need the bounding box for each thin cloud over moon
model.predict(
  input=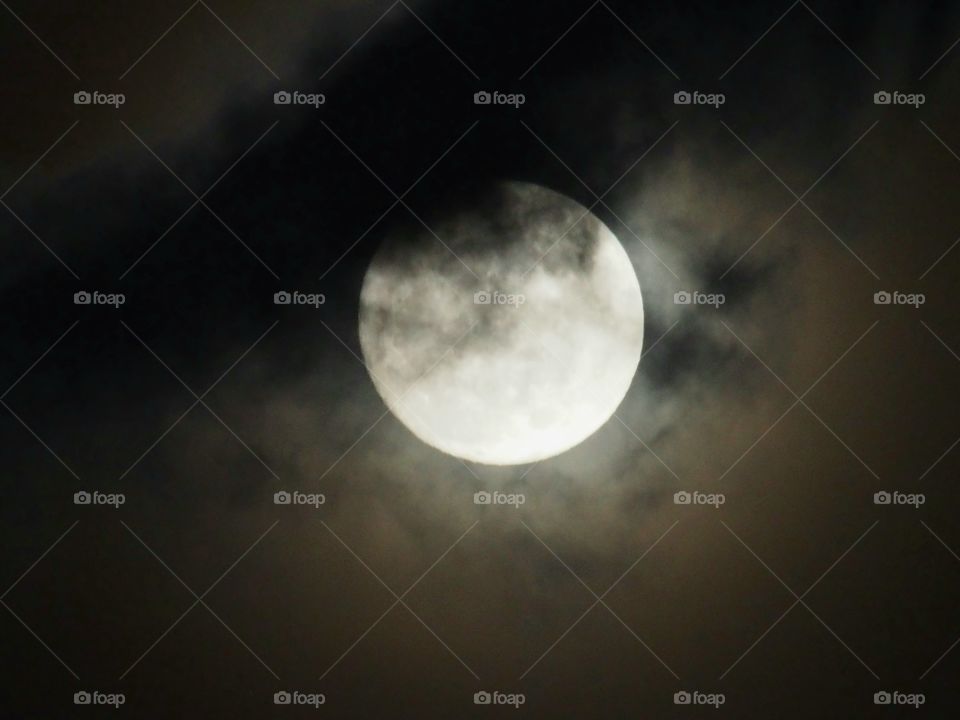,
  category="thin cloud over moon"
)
[359,181,644,465]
